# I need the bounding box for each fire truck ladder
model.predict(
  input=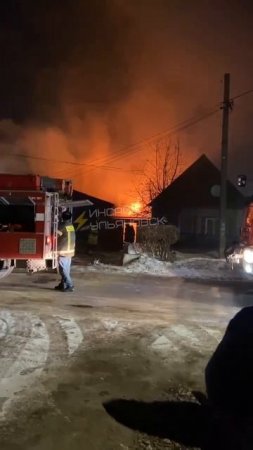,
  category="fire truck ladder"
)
[52,192,59,269]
